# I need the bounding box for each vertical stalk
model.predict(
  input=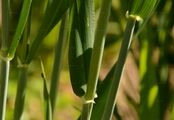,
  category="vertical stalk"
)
[13,7,31,120]
[81,0,112,119]
[13,65,28,120]
[0,61,10,120]
[50,11,69,113]
[41,59,52,120]
[0,0,10,119]
[102,17,136,120]
[1,0,9,50]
